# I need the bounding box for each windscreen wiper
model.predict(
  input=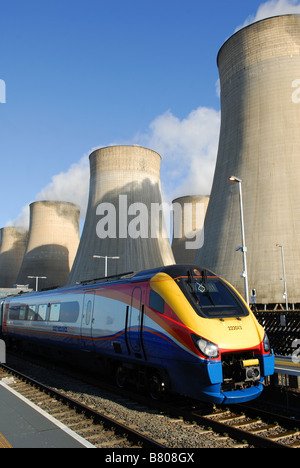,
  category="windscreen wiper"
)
[201,269,215,306]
